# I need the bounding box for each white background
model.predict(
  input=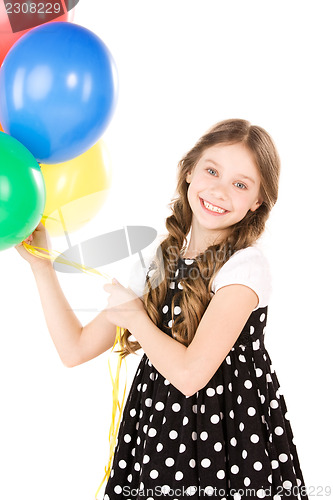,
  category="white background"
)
[0,1,332,498]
